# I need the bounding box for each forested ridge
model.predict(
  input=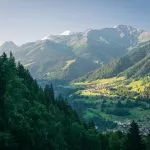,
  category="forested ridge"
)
[79,41,150,81]
[0,52,150,150]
